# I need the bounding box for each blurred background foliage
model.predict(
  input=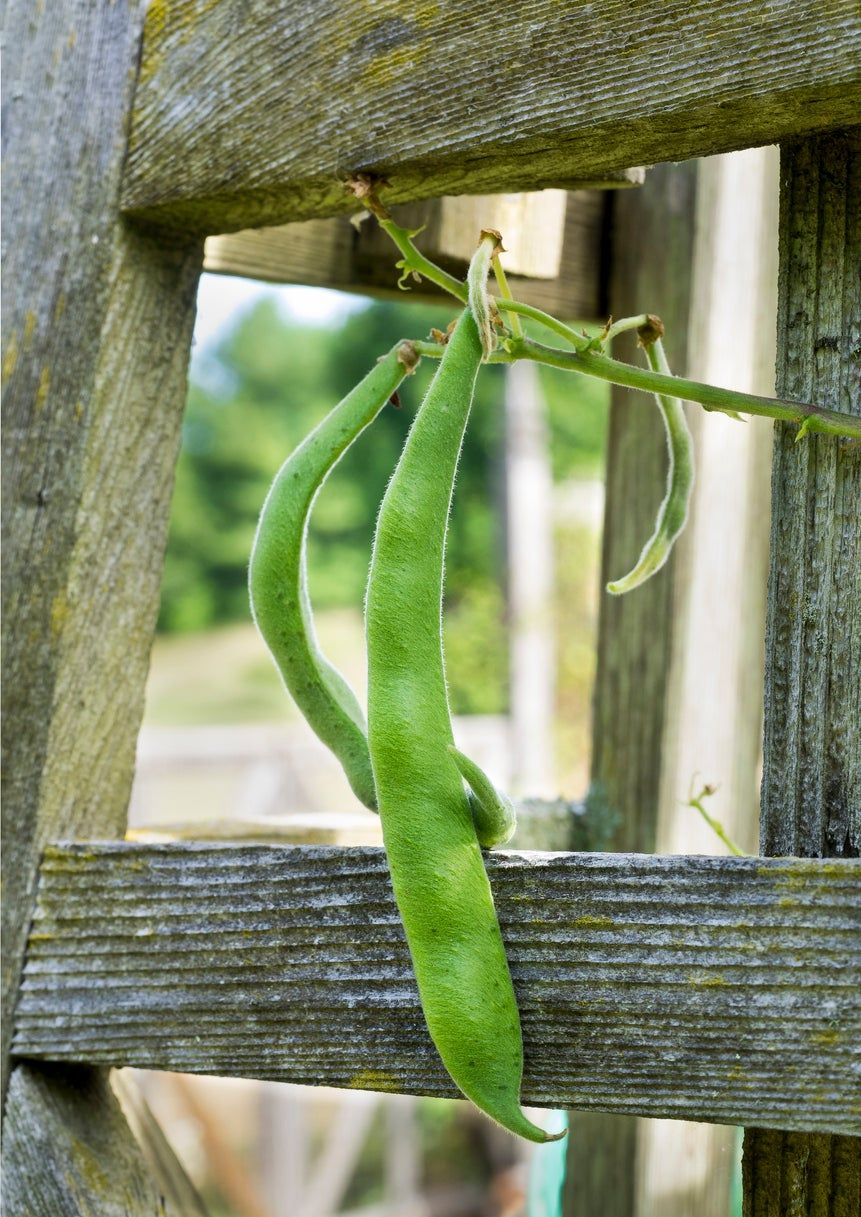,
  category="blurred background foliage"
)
[157,293,607,718]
